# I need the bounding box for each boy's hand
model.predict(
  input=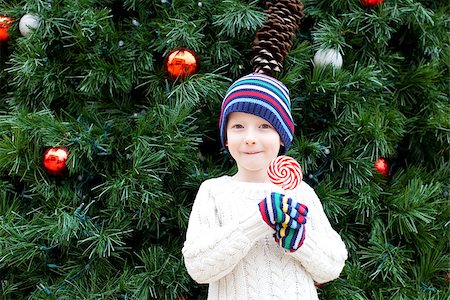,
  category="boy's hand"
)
[258,192,284,229]
[274,222,306,252]
[281,197,308,229]
[258,192,308,229]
